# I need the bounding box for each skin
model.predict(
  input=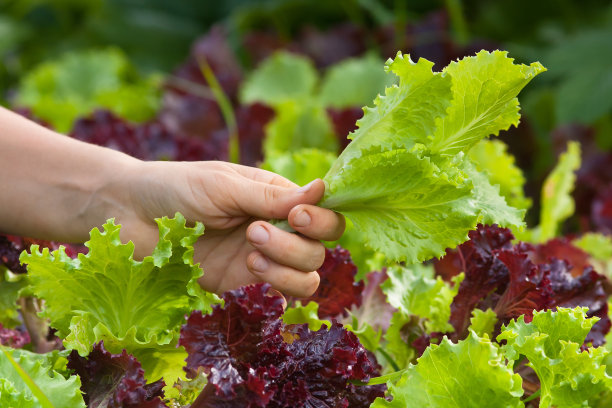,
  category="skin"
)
[0,107,345,298]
